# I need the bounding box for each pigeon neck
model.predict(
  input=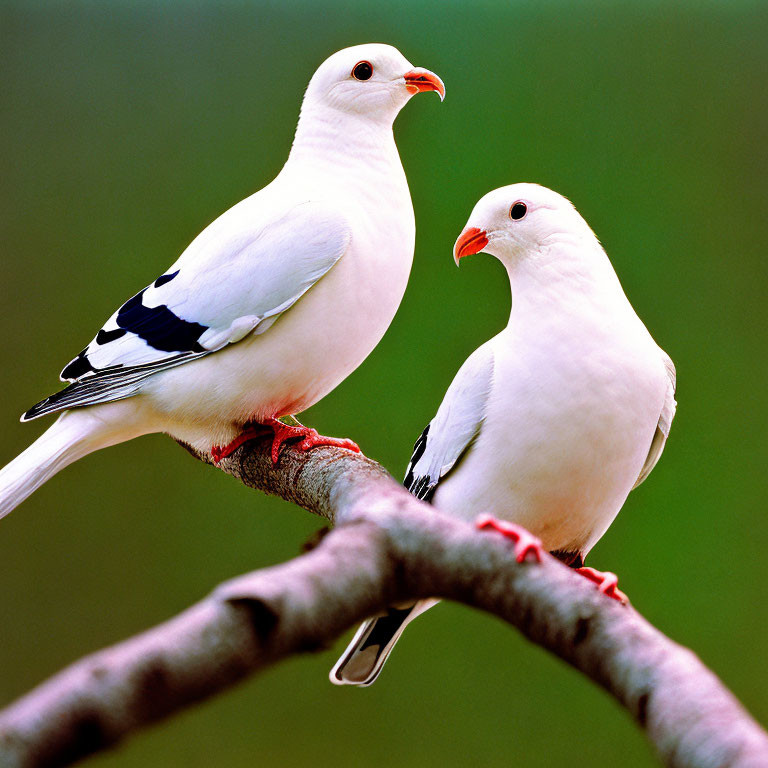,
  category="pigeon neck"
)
[504,238,627,328]
[288,105,398,173]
